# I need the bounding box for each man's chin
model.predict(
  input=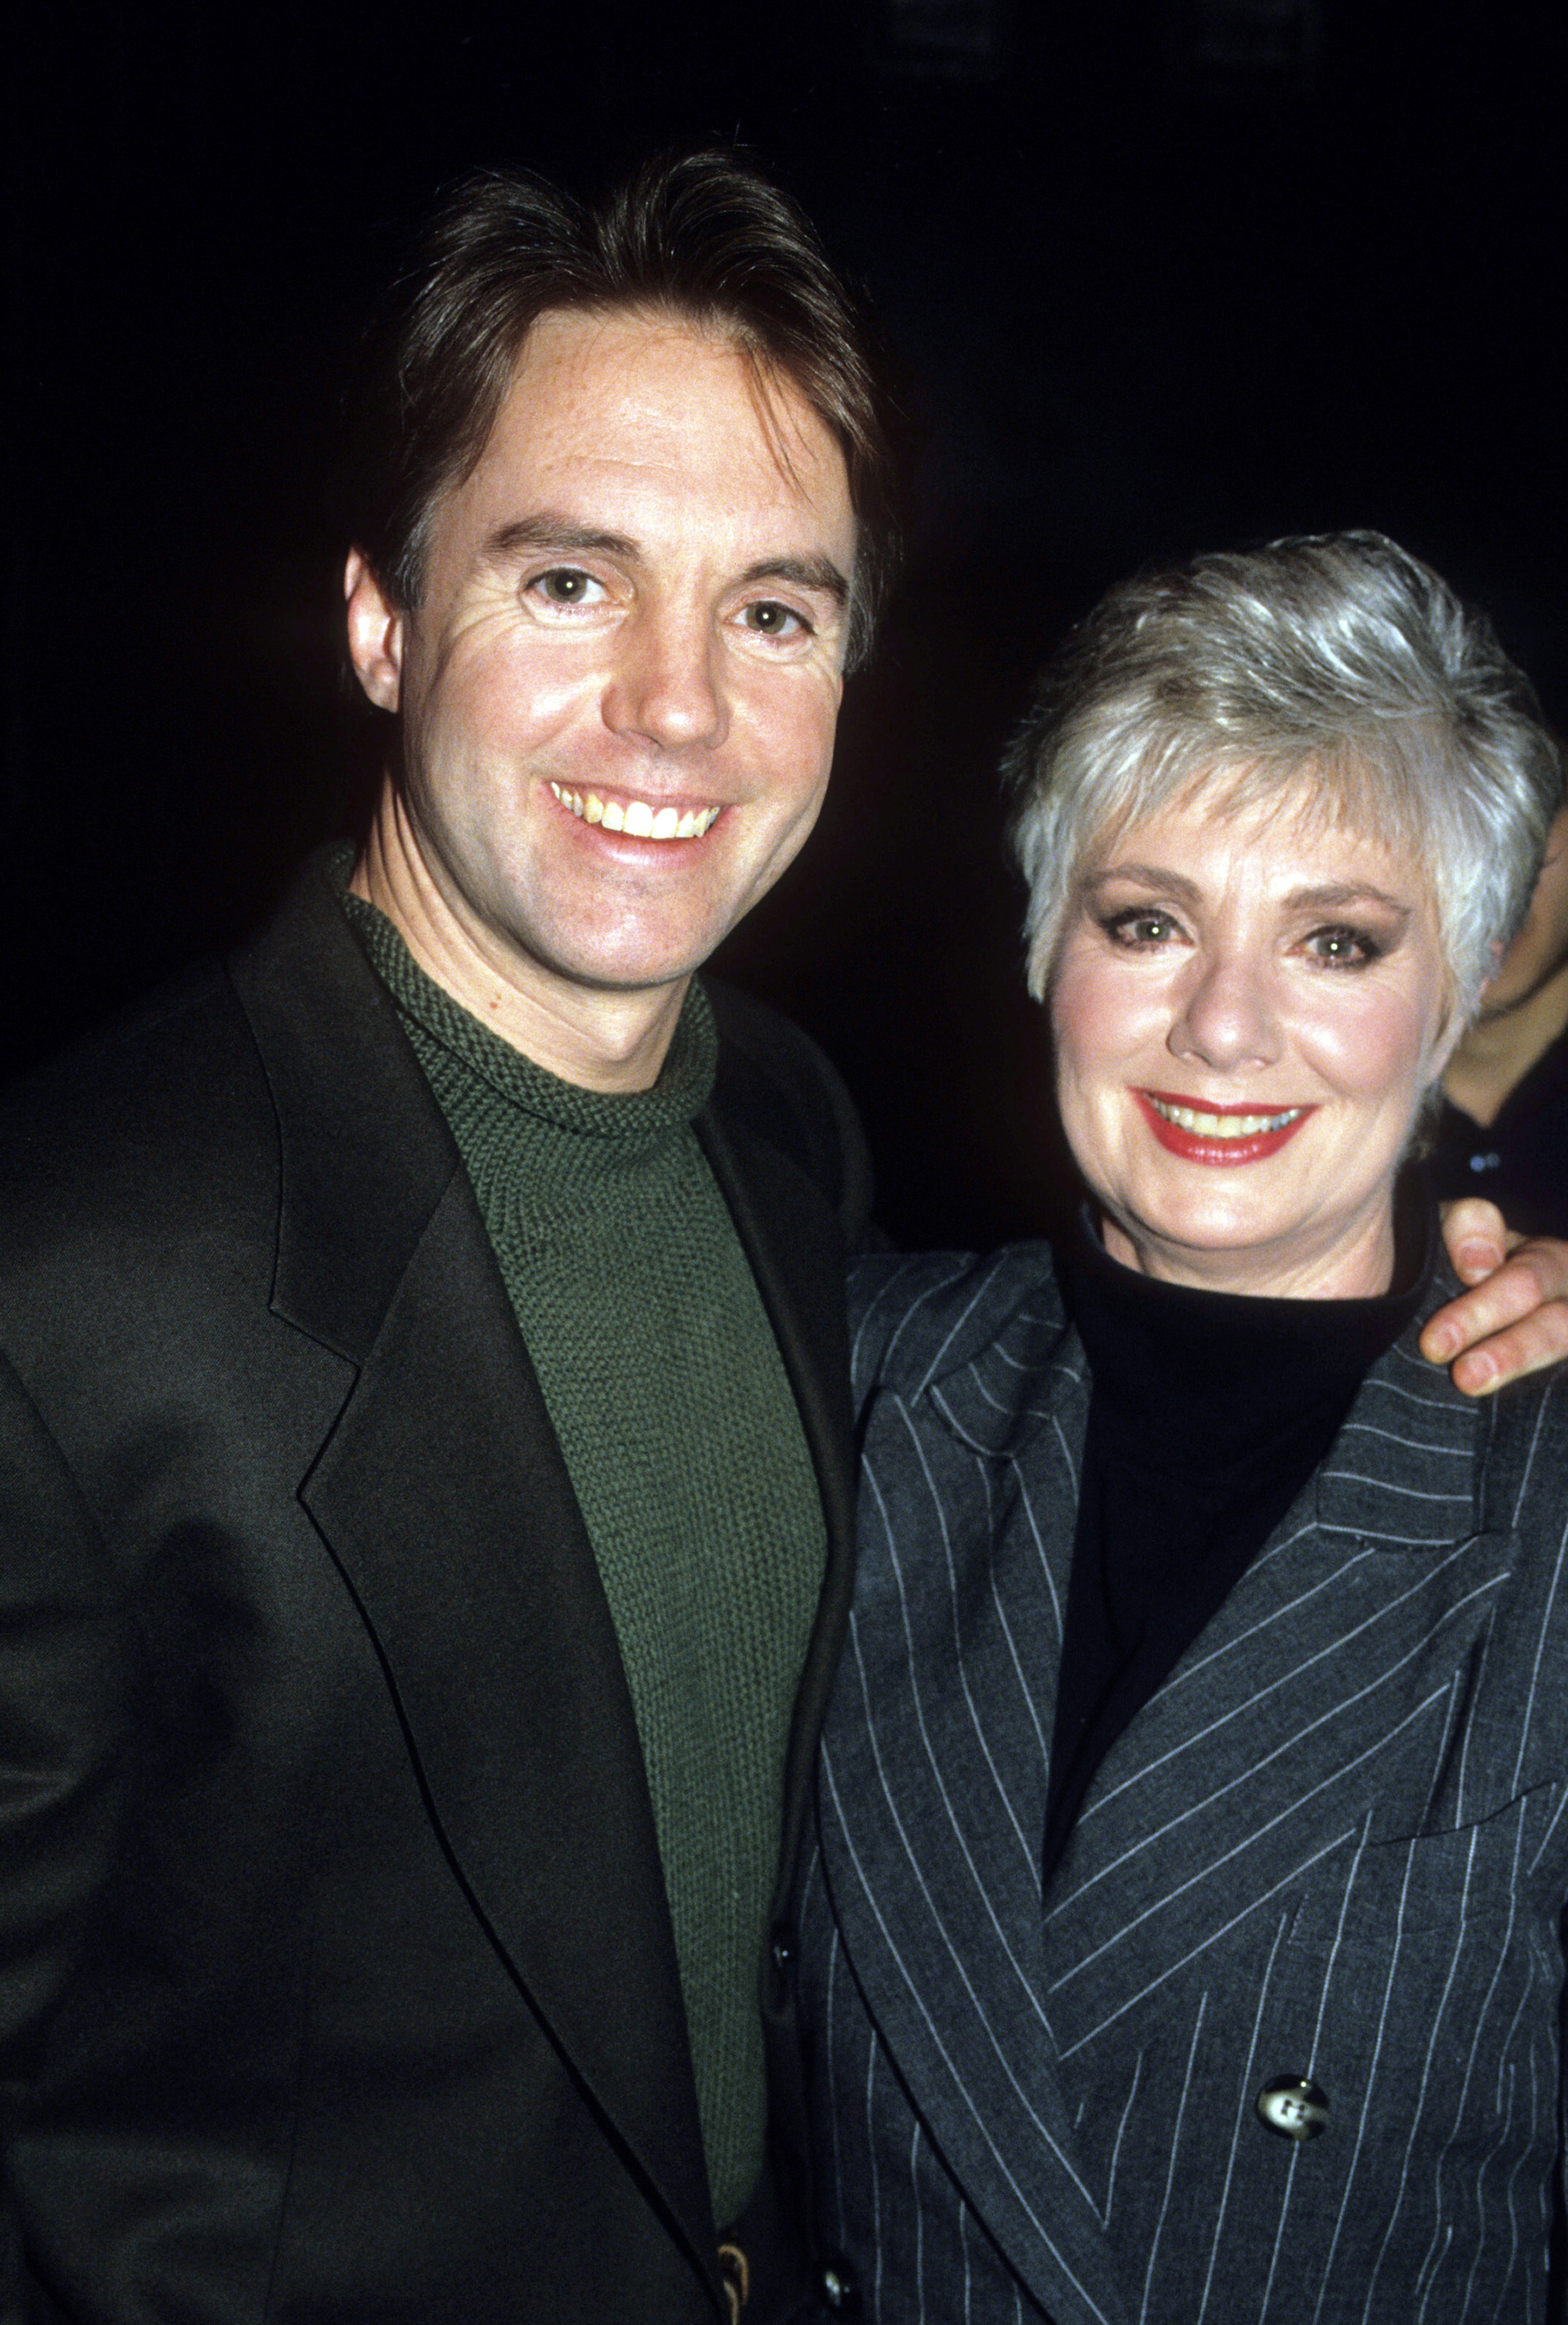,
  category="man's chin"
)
[519,905,750,999]
[525,937,714,1001]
